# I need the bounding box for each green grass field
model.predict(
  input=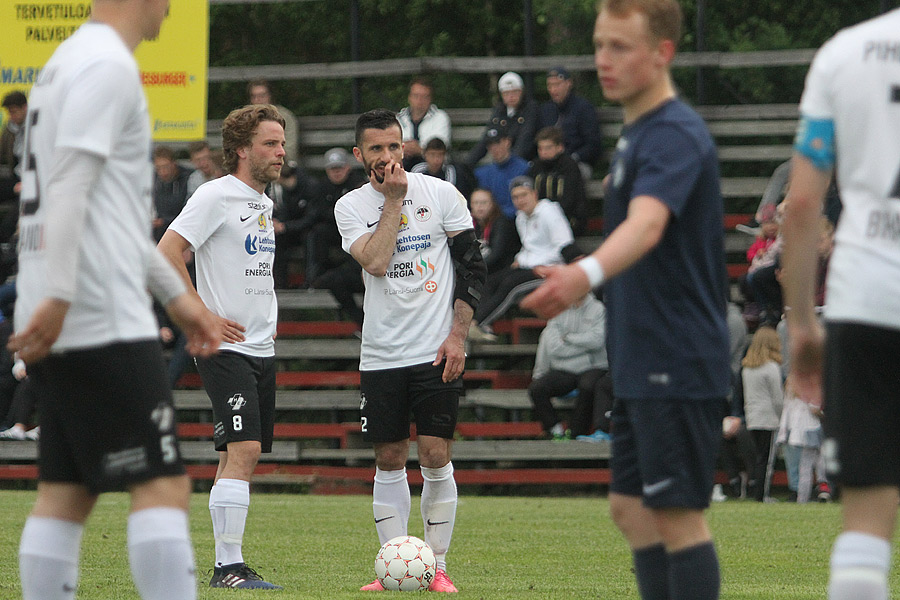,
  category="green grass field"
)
[0,491,897,598]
